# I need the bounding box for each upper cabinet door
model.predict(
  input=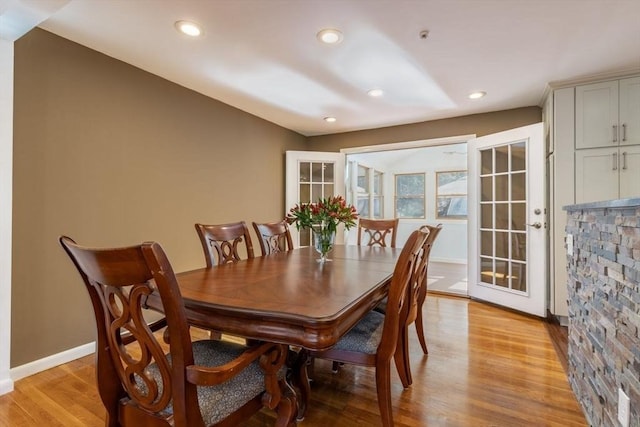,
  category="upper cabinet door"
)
[619,145,640,199]
[575,80,619,149]
[619,76,640,147]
